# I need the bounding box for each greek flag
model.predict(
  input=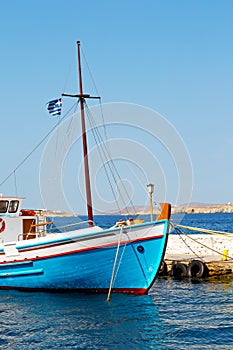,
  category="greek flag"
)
[47,98,62,116]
